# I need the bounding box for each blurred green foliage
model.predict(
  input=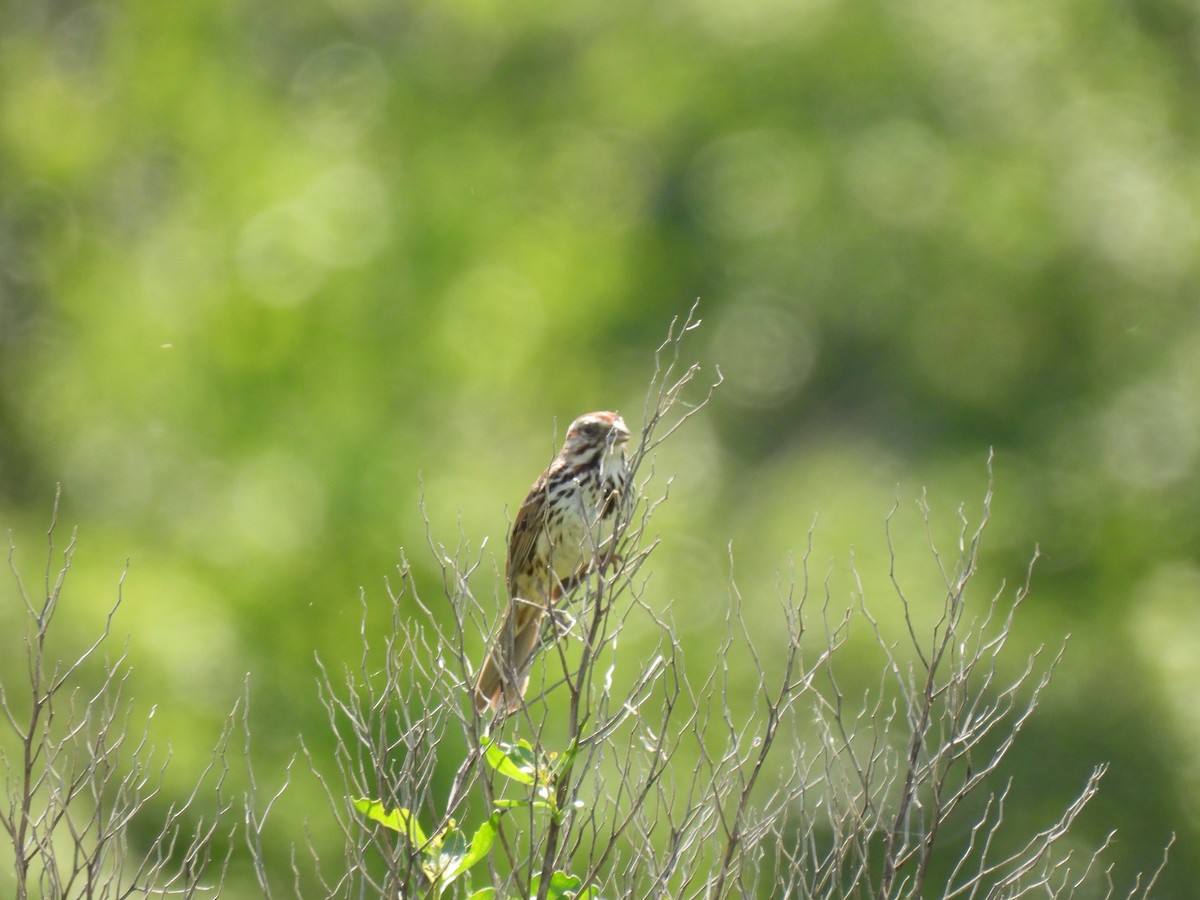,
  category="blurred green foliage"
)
[2,0,1198,893]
